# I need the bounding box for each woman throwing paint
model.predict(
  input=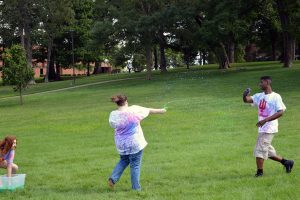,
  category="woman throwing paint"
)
[108,94,166,190]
